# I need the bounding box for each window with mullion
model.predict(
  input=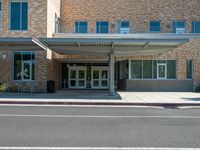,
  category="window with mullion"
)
[14,52,35,81]
[150,21,160,32]
[10,1,28,30]
[173,21,185,33]
[96,21,109,34]
[192,21,200,33]
[75,21,88,33]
